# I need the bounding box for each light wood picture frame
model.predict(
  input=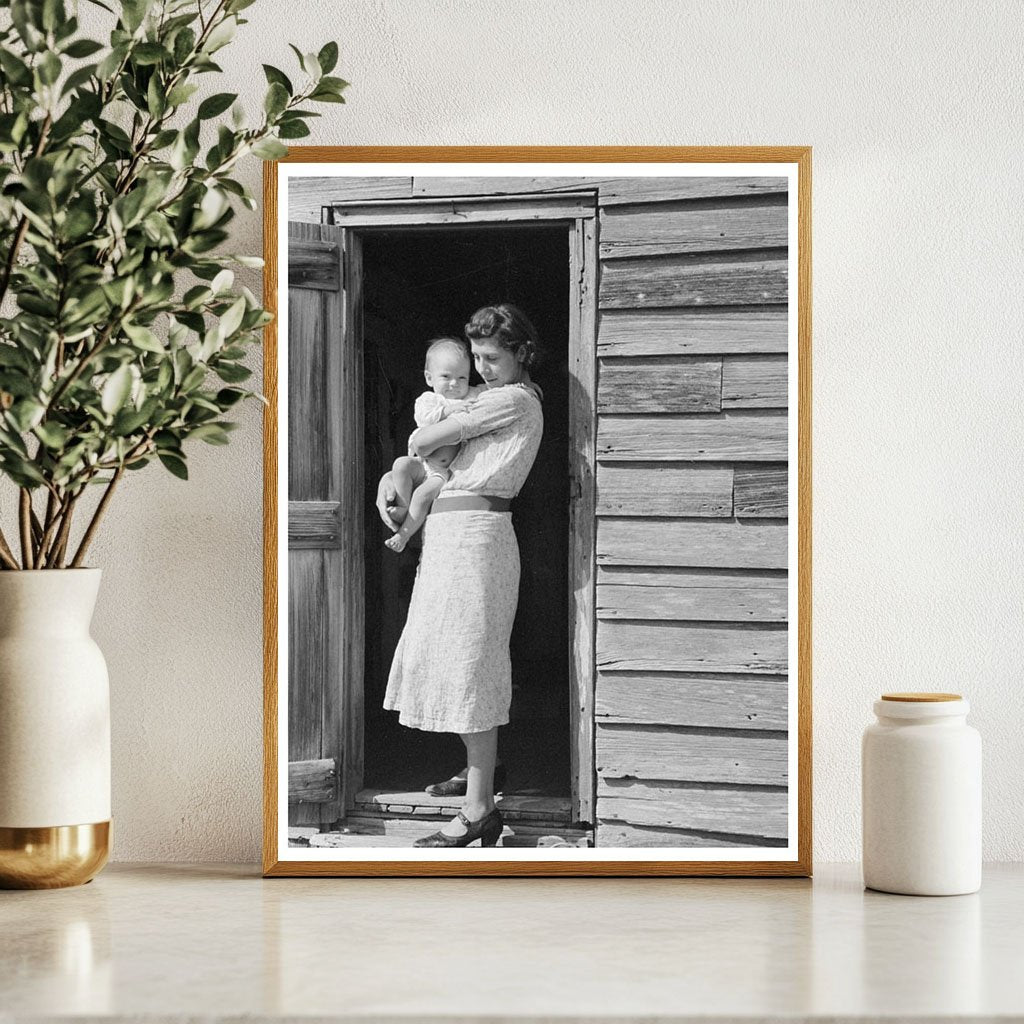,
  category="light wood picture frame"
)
[263,147,812,877]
